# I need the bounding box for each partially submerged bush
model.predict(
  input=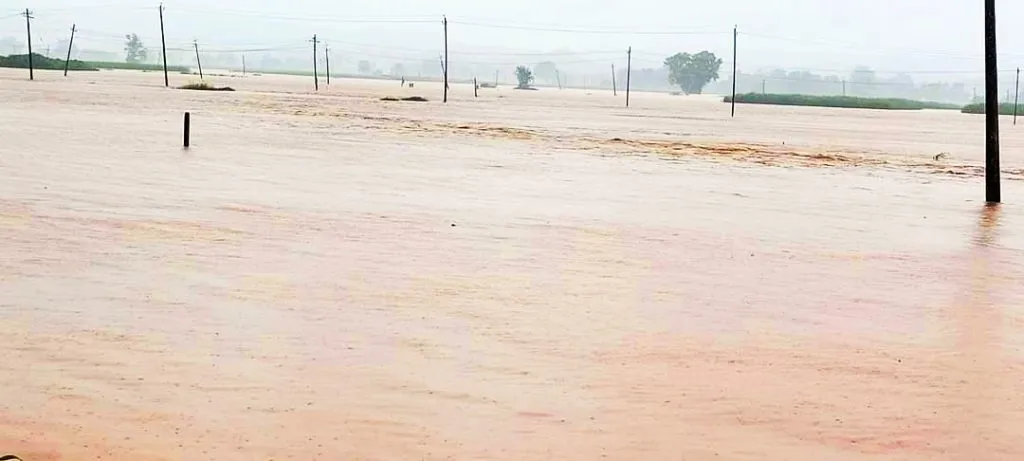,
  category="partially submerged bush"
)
[179,82,235,91]
[381,96,428,102]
